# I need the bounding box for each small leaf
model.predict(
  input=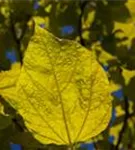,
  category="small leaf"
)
[0,63,21,107]
[0,24,112,146]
